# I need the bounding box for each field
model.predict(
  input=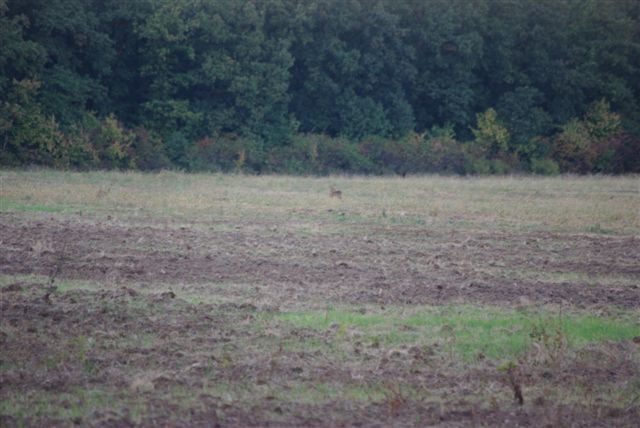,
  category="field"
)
[1,169,639,427]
